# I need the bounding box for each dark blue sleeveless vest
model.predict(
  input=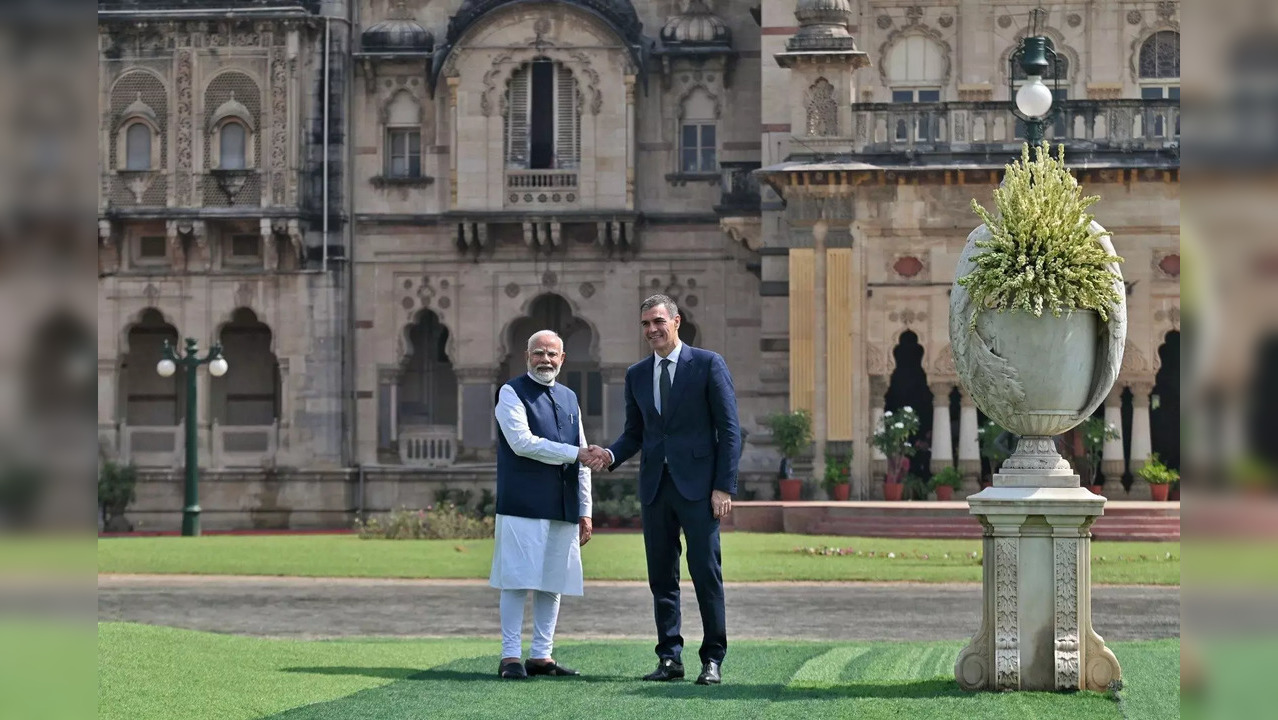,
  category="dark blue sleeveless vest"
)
[495,374,582,523]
